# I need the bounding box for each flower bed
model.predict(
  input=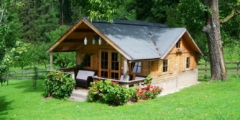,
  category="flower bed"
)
[136,85,163,100]
[88,79,163,105]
